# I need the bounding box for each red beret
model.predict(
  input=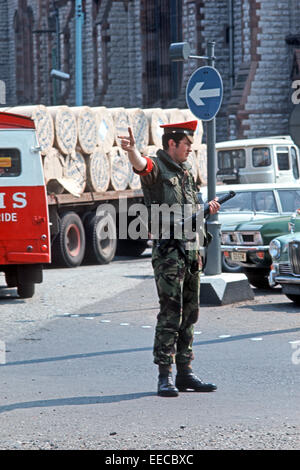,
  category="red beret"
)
[160,120,197,142]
